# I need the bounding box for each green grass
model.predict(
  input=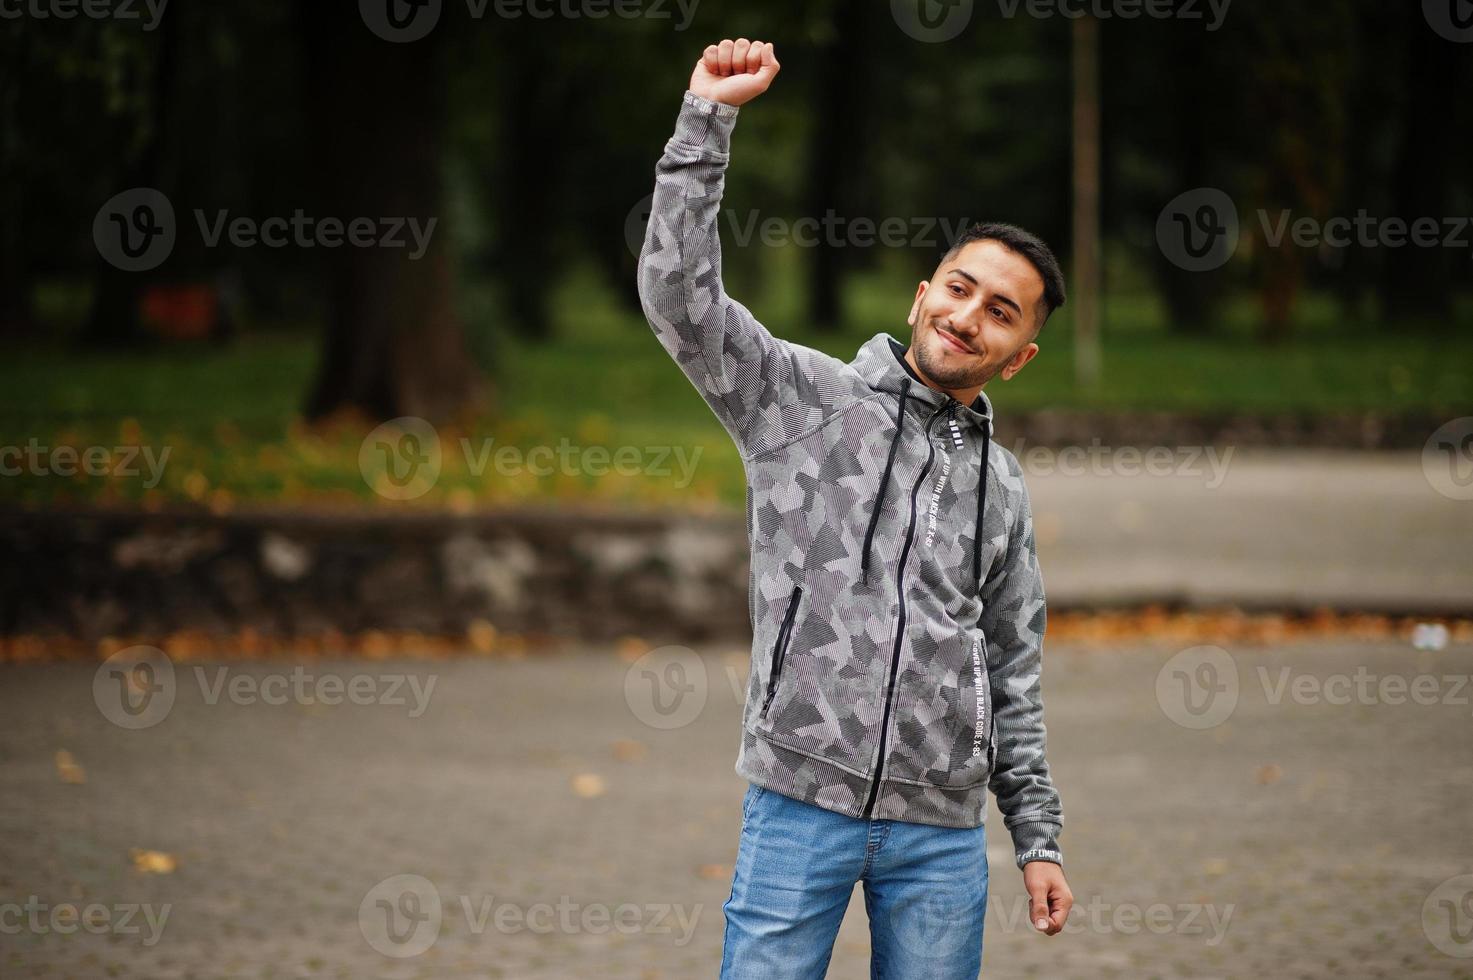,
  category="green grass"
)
[2,266,1469,510]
